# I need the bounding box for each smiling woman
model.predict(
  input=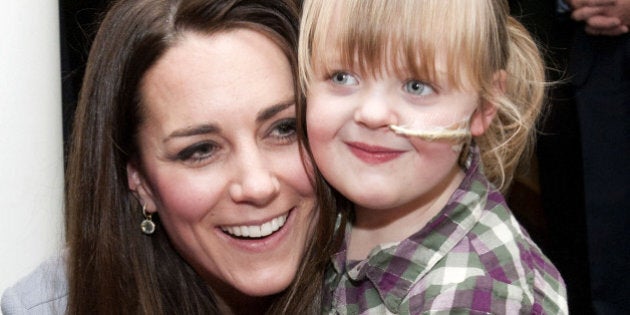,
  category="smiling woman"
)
[0,0,337,314]
[128,29,318,306]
